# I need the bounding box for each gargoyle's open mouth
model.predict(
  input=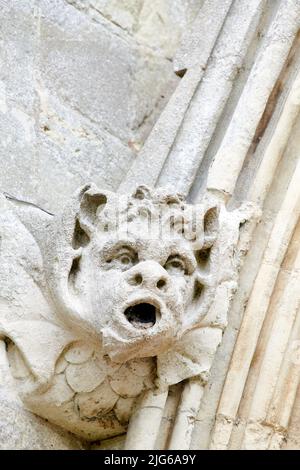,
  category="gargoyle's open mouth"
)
[124,302,159,329]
